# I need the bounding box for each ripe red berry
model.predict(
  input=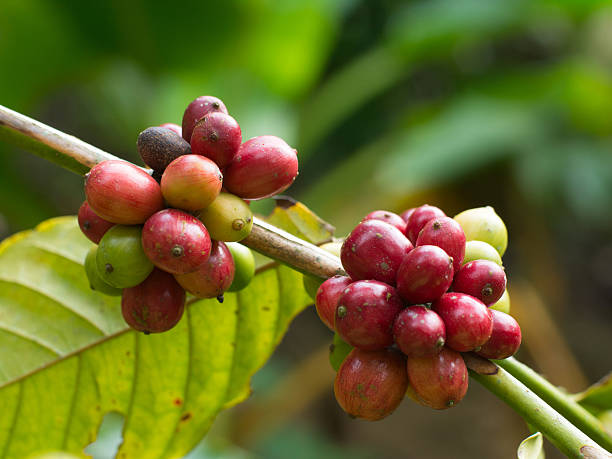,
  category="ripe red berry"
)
[174,241,235,299]
[416,216,466,272]
[400,207,416,222]
[393,306,446,357]
[405,204,446,244]
[432,293,493,352]
[334,348,407,421]
[335,280,403,351]
[161,155,223,211]
[406,347,468,410]
[396,245,454,304]
[223,136,299,200]
[341,220,413,285]
[362,210,407,234]
[182,95,228,142]
[121,268,186,333]
[85,160,164,225]
[78,201,114,244]
[142,209,211,275]
[137,126,191,172]
[159,122,182,136]
[315,275,352,331]
[190,112,242,168]
[476,310,522,360]
[453,260,506,305]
